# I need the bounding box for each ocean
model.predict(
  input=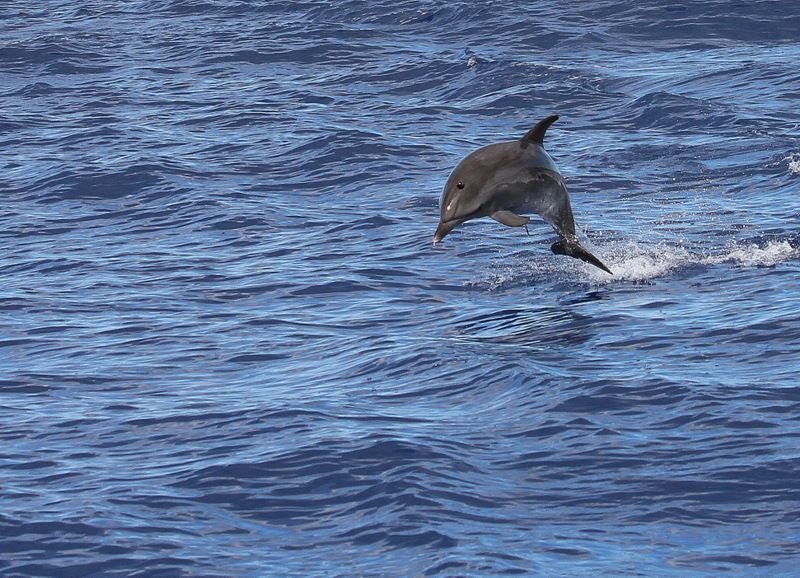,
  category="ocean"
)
[2,1,800,575]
